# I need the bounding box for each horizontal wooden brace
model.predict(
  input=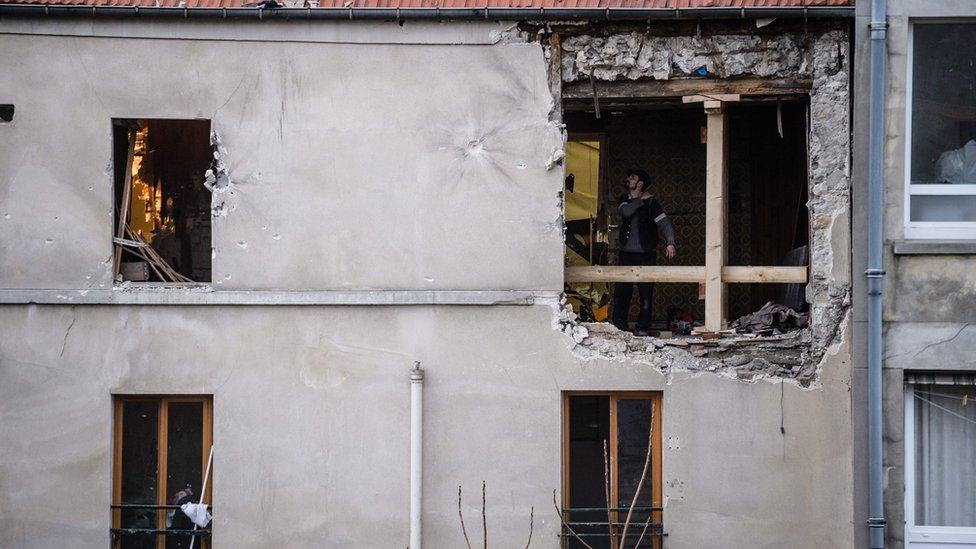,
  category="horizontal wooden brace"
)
[721,266,808,283]
[562,78,812,102]
[565,266,705,283]
[564,266,807,284]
